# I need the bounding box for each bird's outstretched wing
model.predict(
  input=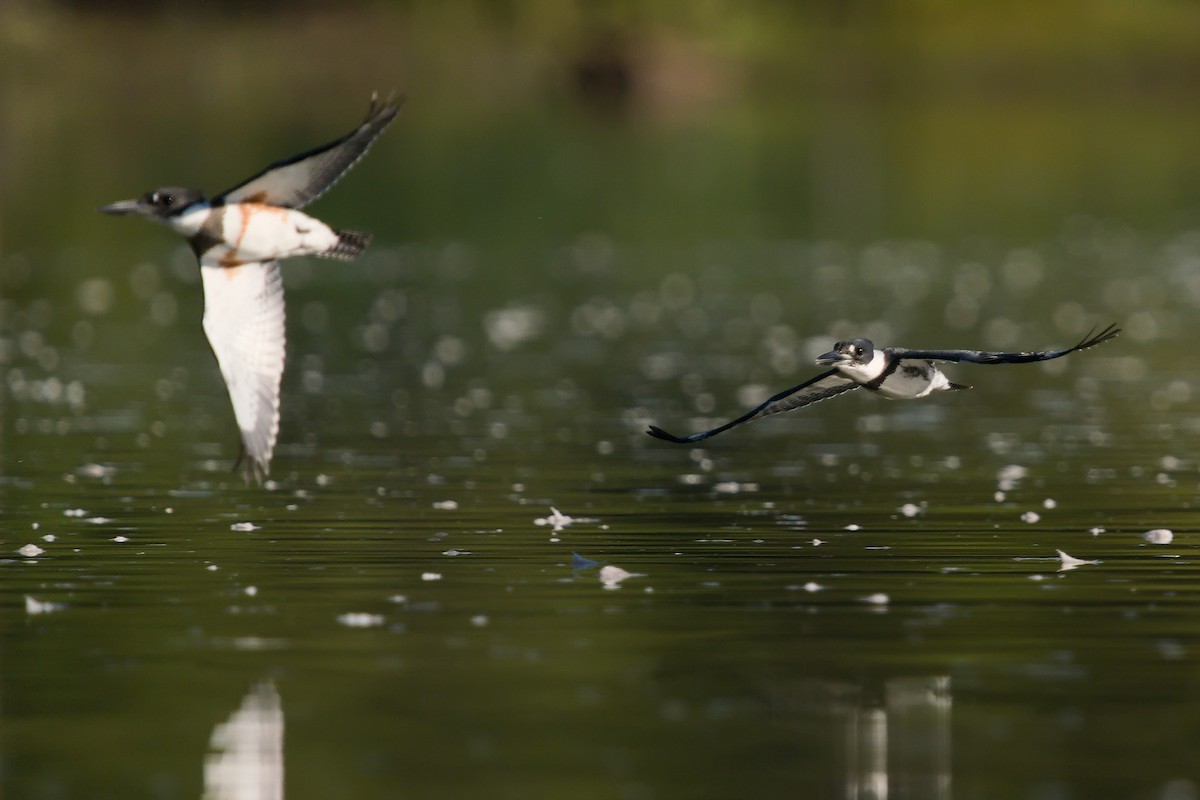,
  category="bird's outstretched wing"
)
[216,93,402,209]
[889,323,1120,365]
[199,260,286,484]
[647,369,858,444]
